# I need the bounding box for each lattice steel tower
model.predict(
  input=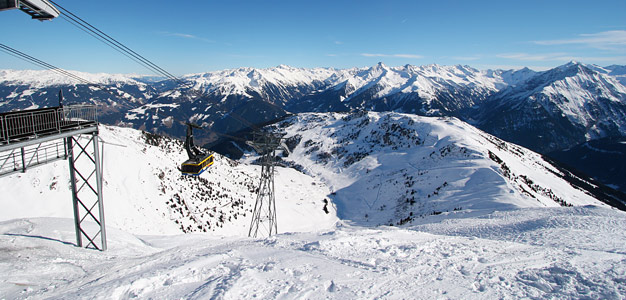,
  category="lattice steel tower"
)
[247,131,283,238]
[0,105,107,250]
